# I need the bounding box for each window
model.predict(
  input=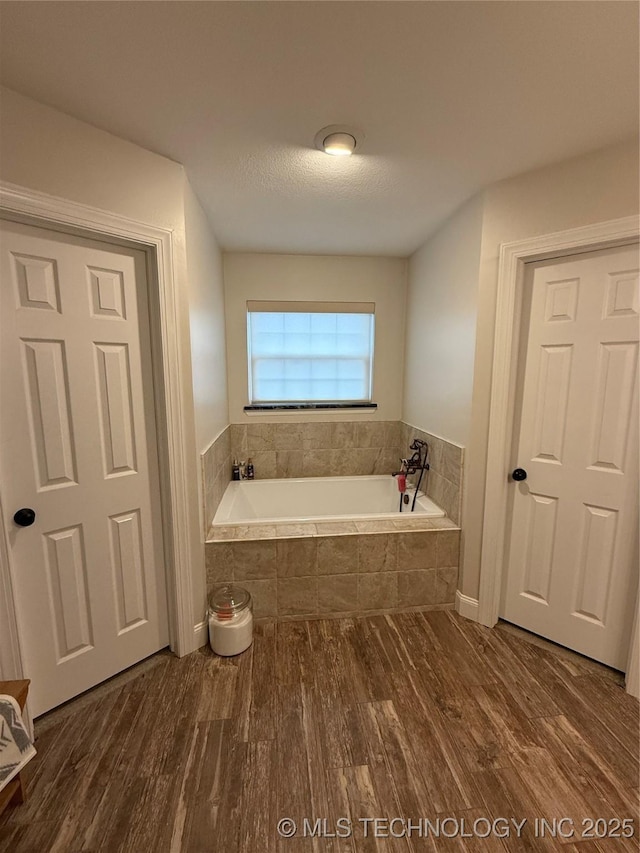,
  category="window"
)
[247,301,375,405]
